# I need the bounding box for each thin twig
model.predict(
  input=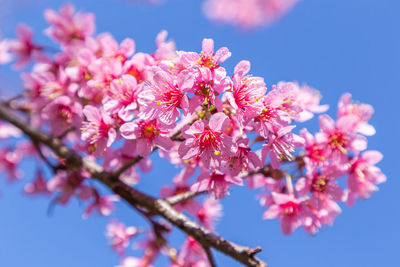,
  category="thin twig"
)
[166,190,207,205]
[203,245,217,267]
